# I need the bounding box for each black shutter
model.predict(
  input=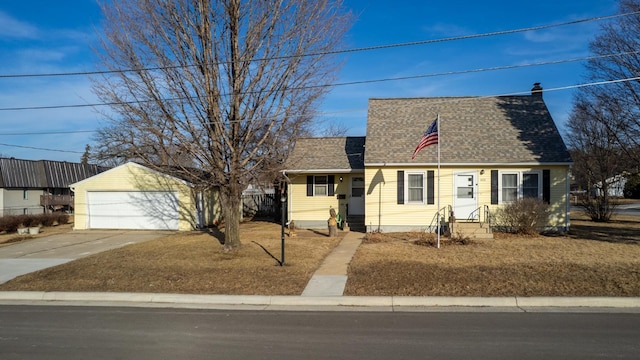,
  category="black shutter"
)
[427,170,435,205]
[307,176,313,197]
[543,169,551,204]
[397,171,404,204]
[491,170,498,204]
[328,175,335,196]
